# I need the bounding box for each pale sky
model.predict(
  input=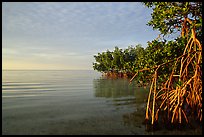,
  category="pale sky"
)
[2,2,161,70]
